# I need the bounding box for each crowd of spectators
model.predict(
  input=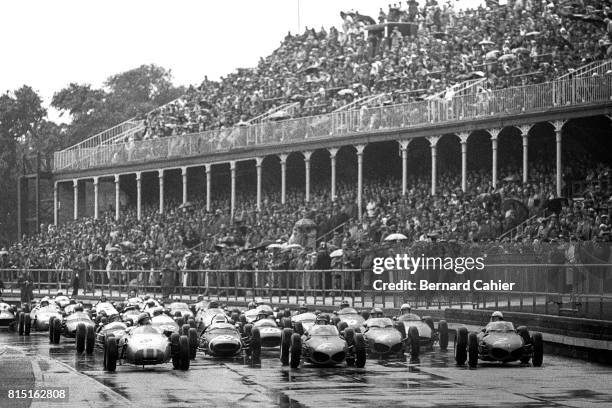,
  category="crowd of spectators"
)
[134,0,611,141]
